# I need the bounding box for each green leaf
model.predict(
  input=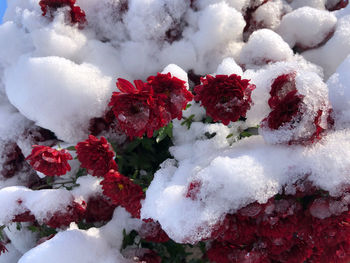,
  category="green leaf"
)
[66,146,76,151]
[125,139,141,152]
[16,222,22,231]
[185,103,192,110]
[240,131,252,138]
[141,138,154,151]
[226,133,234,139]
[181,114,195,129]
[46,177,54,185]
[122,229,138,249]
[27,226,39,233]
[203,116,213,123]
